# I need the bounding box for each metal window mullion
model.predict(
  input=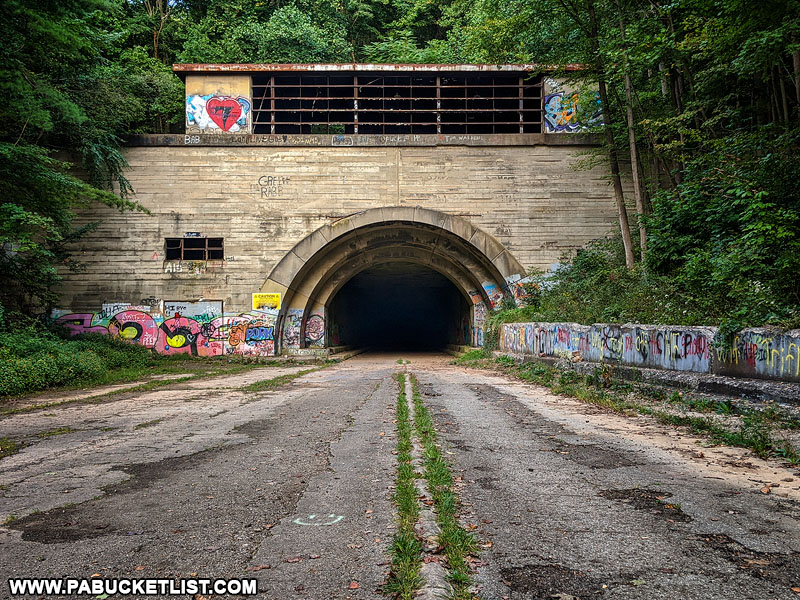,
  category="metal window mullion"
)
[436,76,441,134]
[519,75,524,133]
[270,76,275,134]
[354,75,359,134]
